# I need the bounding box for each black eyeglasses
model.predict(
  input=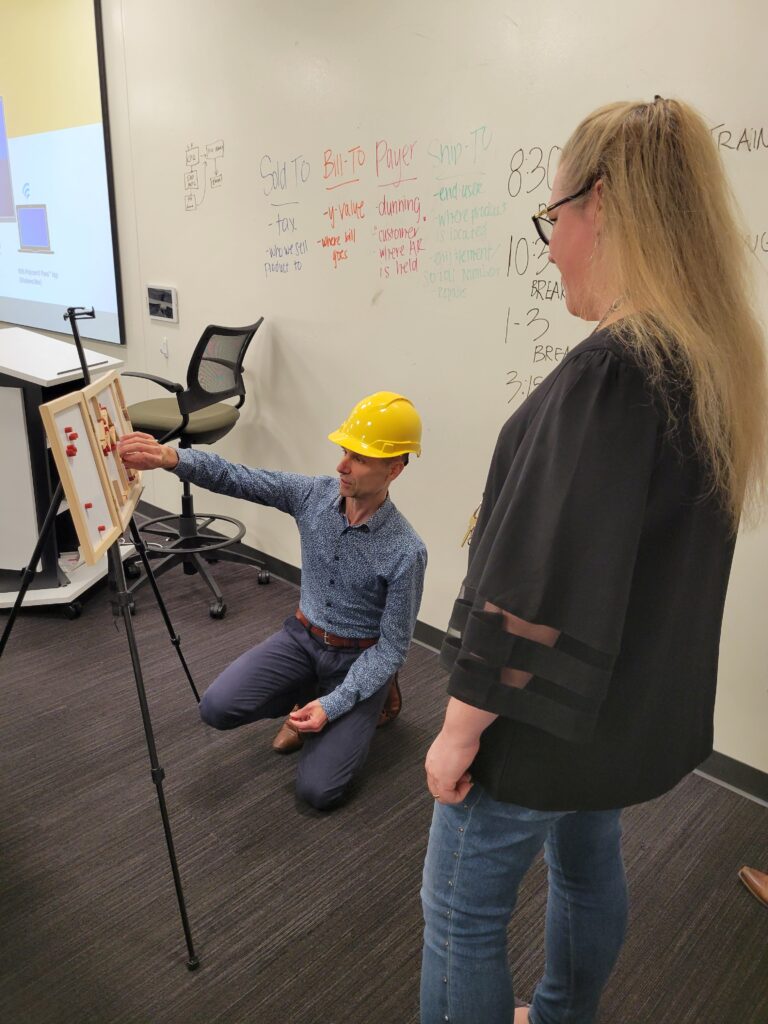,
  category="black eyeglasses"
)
[531,181,595,245]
